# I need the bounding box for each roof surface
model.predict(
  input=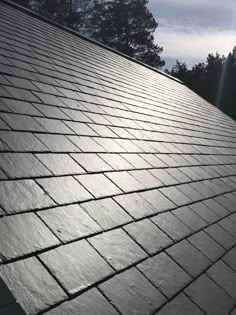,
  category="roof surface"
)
[0,1,236,314]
